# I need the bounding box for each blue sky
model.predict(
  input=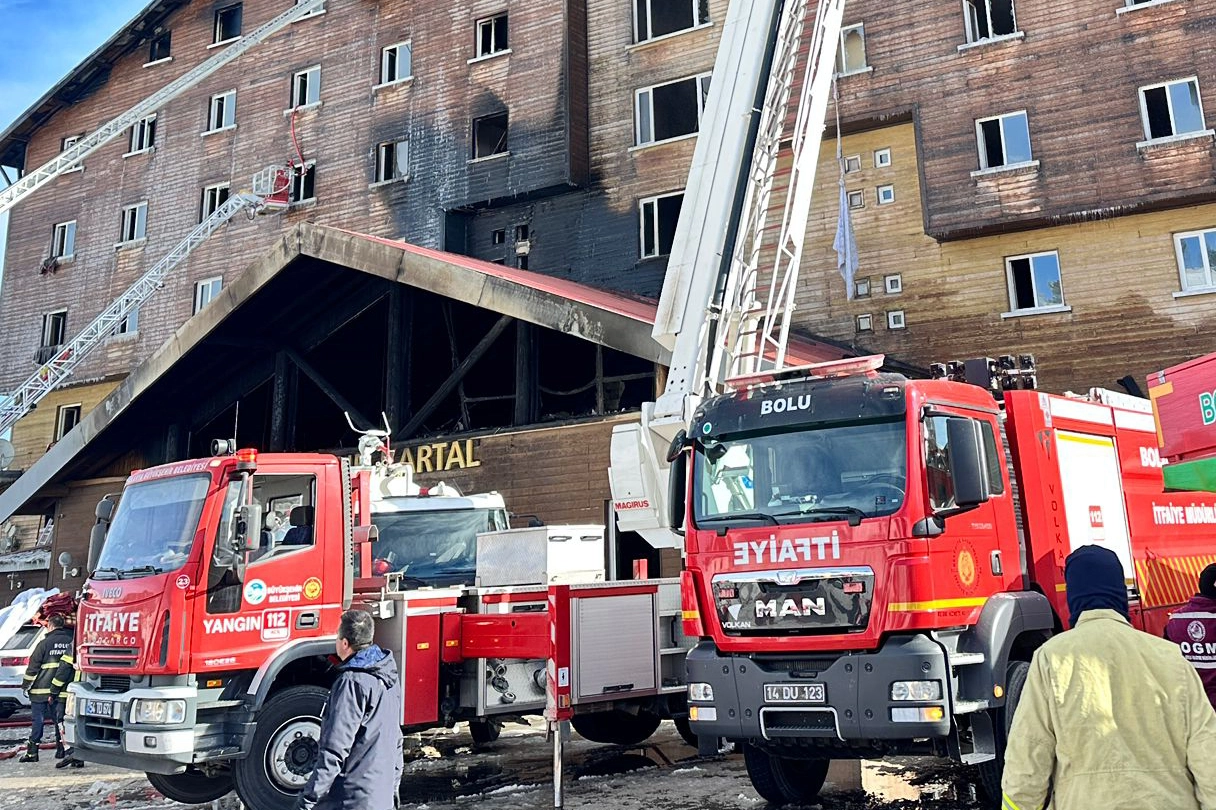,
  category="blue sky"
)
[0,0,150,293]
